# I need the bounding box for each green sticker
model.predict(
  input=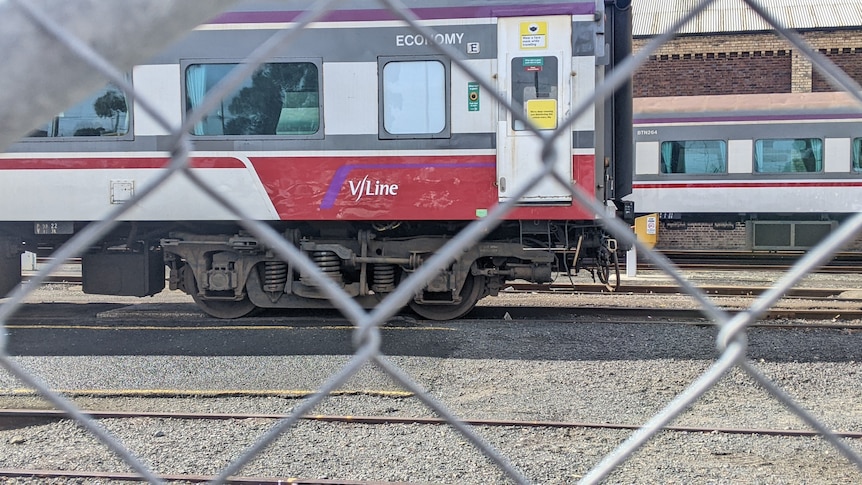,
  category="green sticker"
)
[467,82,480,112]
[475,208,488,218]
